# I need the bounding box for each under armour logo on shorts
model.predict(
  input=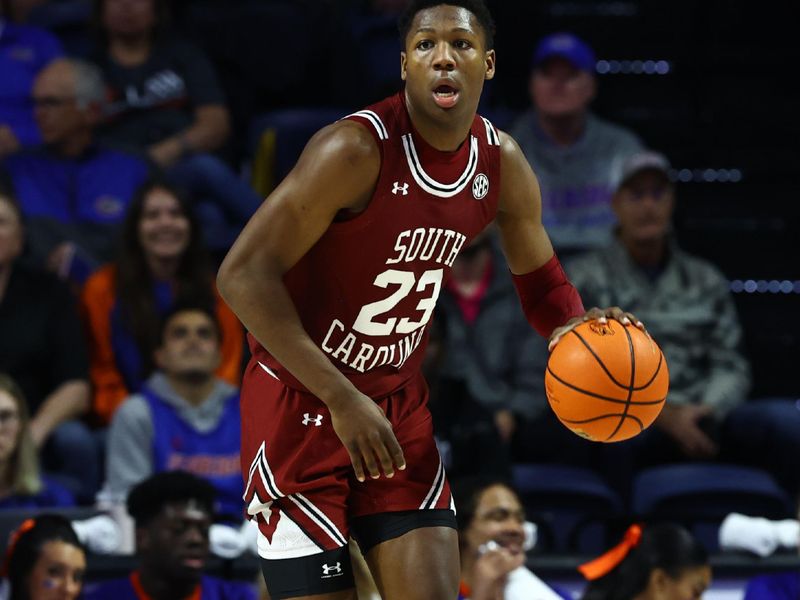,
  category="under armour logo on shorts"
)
[322,562,343,577]
[302,413,324,426]
[392,181,409,195]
